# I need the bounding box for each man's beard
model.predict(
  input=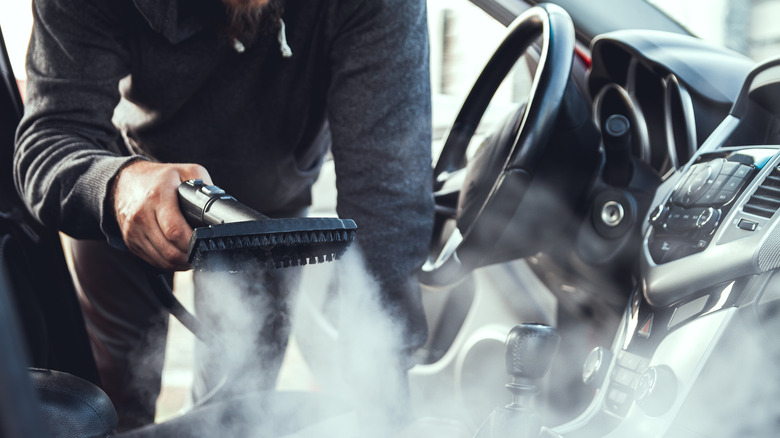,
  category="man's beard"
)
[223,0,286,46]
